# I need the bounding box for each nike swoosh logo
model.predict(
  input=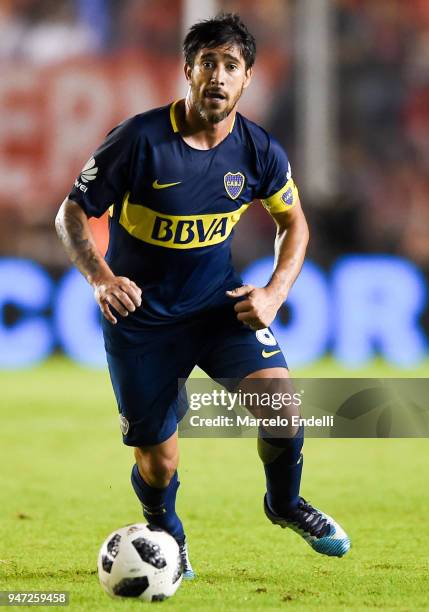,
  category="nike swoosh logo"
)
[262,349,281,358]
[152,179,181,189]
